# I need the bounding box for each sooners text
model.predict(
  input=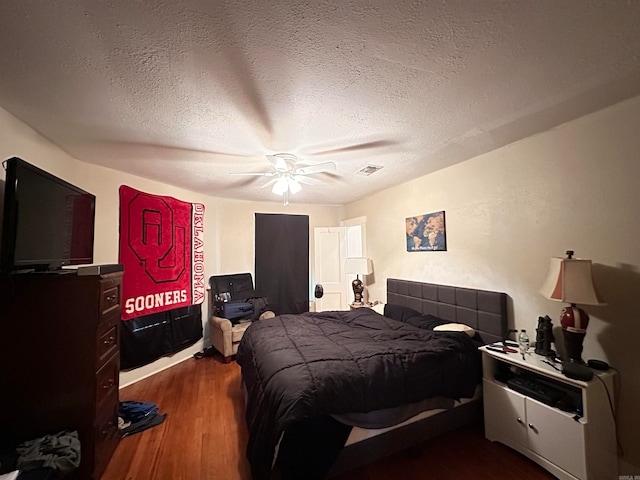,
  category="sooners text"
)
[124,289,188,315]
